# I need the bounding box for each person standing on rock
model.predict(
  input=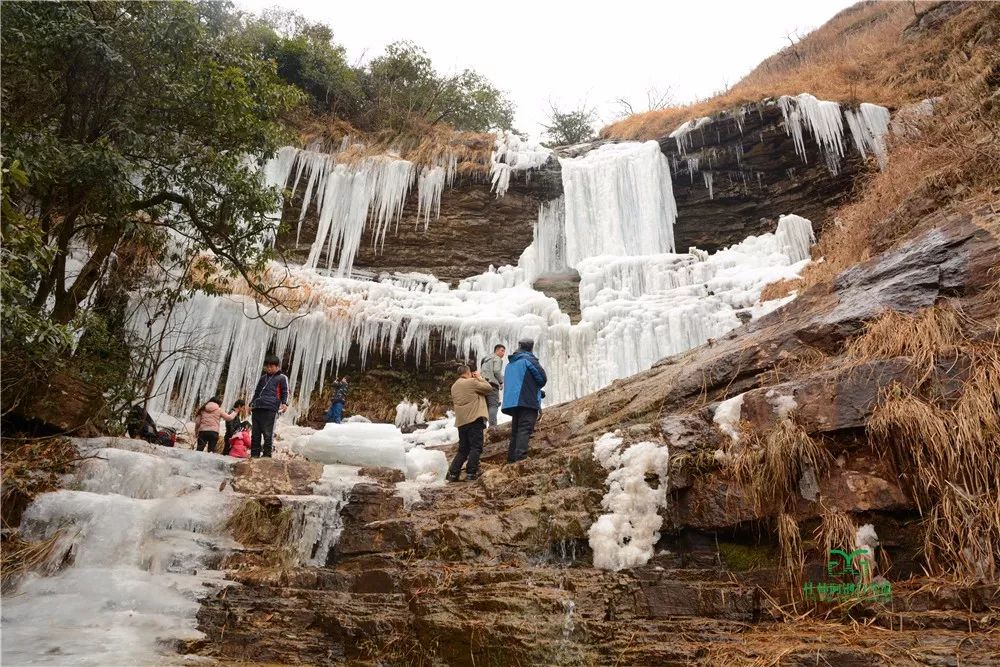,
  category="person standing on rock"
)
[194,396,235,453]
[250,354,289,458]
[324,377,349,424]
[446,364,493,482]
[479,343,506,429]
[501,338,547,463]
